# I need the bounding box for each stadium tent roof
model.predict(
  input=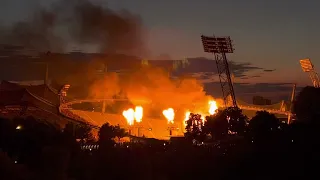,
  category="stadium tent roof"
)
[0,80,57,111]
[0,80,59,106]
[0,80,98,128]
